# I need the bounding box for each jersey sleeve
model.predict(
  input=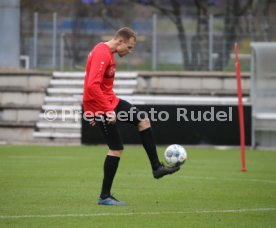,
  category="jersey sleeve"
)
[86,52,113,113]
